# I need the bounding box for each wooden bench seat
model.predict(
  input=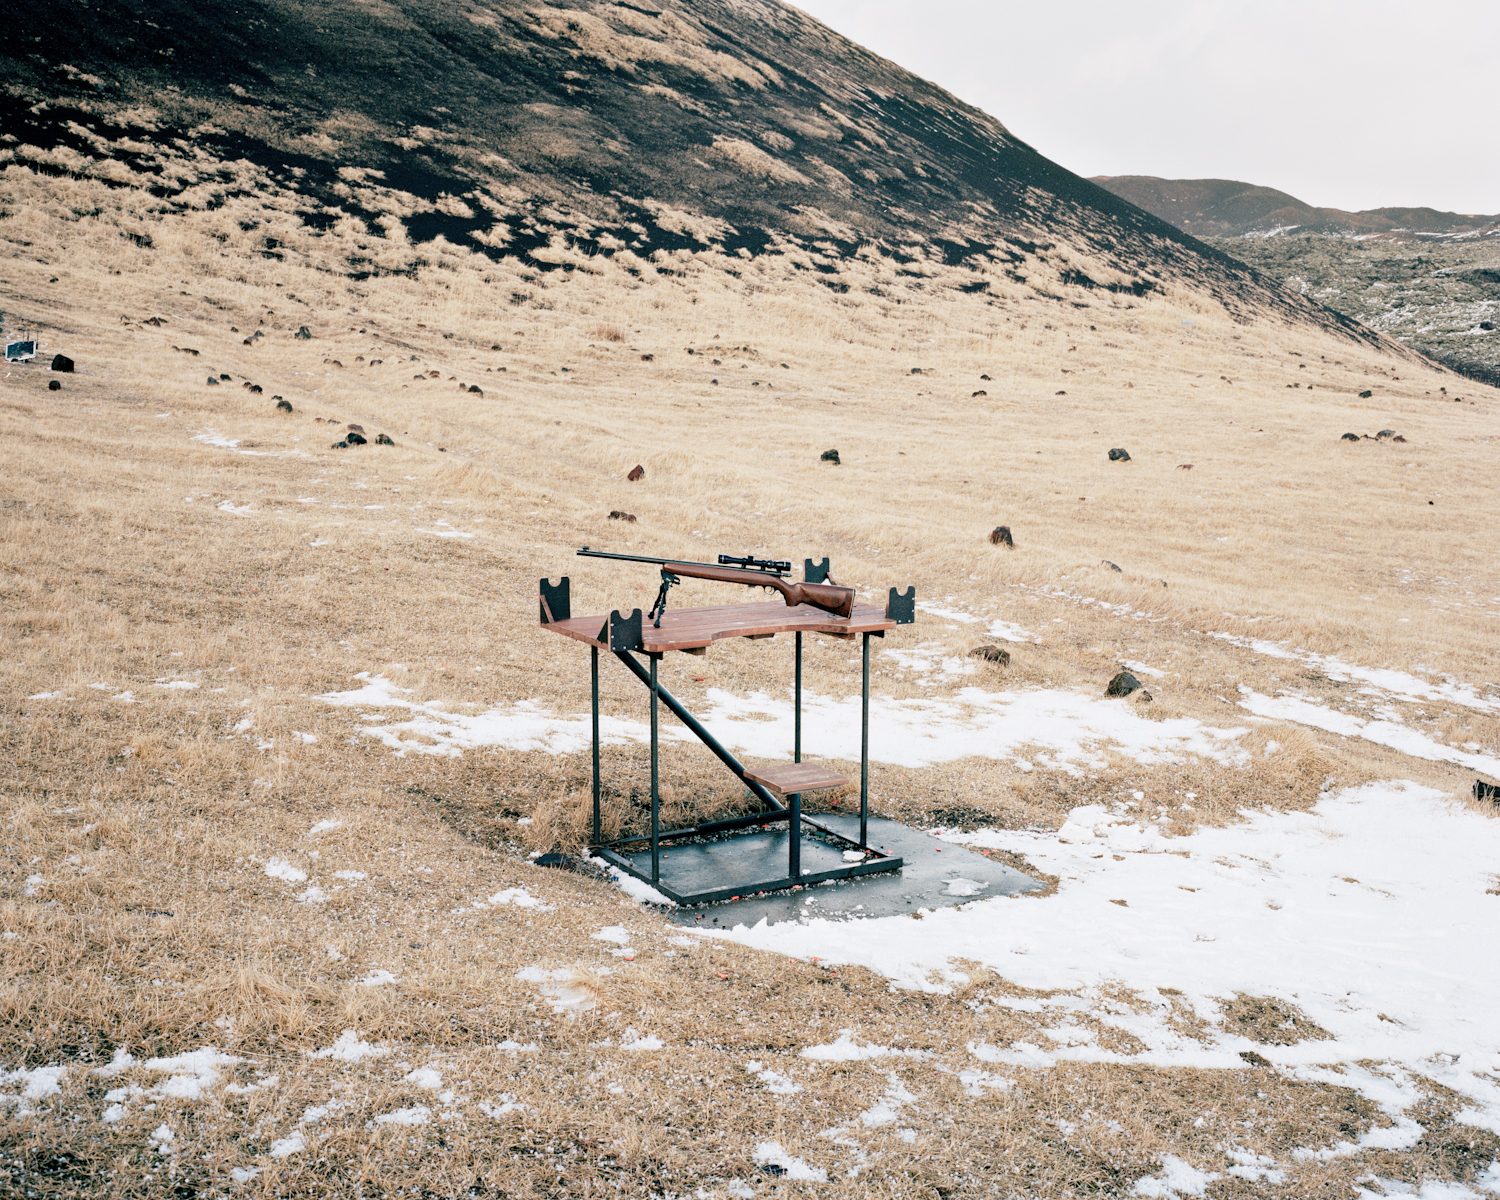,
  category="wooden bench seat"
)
[743,762,850,796]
